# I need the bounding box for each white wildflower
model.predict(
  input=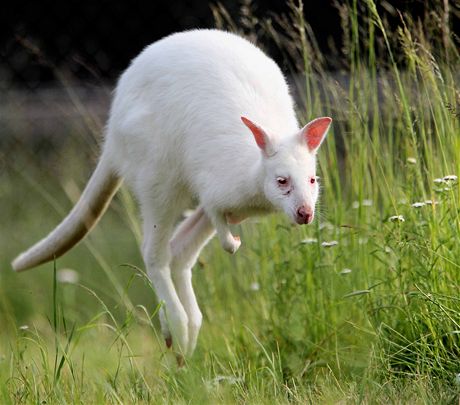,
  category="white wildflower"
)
[321,240,338,248]
[249,282,260,291]
[57,268,79,284]
[424,200,438,205]
[301,237,317,244]
[340,268,352,275]
[384,246,392,254]
[406,157,417,164]
[19,325,29,331]
[411,202,425,208]
[352,199,372,209]
[388,215,405,222]
[207,375,243,389]
[183,209,195,218]
[319,222,334,231]
[455,373,460,386]
[433,178,445,184]
[443,175,458,182]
